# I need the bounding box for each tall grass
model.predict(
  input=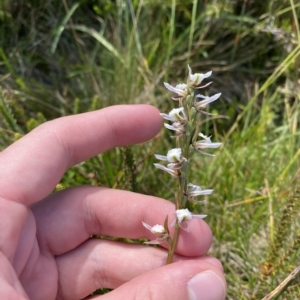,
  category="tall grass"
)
[1,0,300,298]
